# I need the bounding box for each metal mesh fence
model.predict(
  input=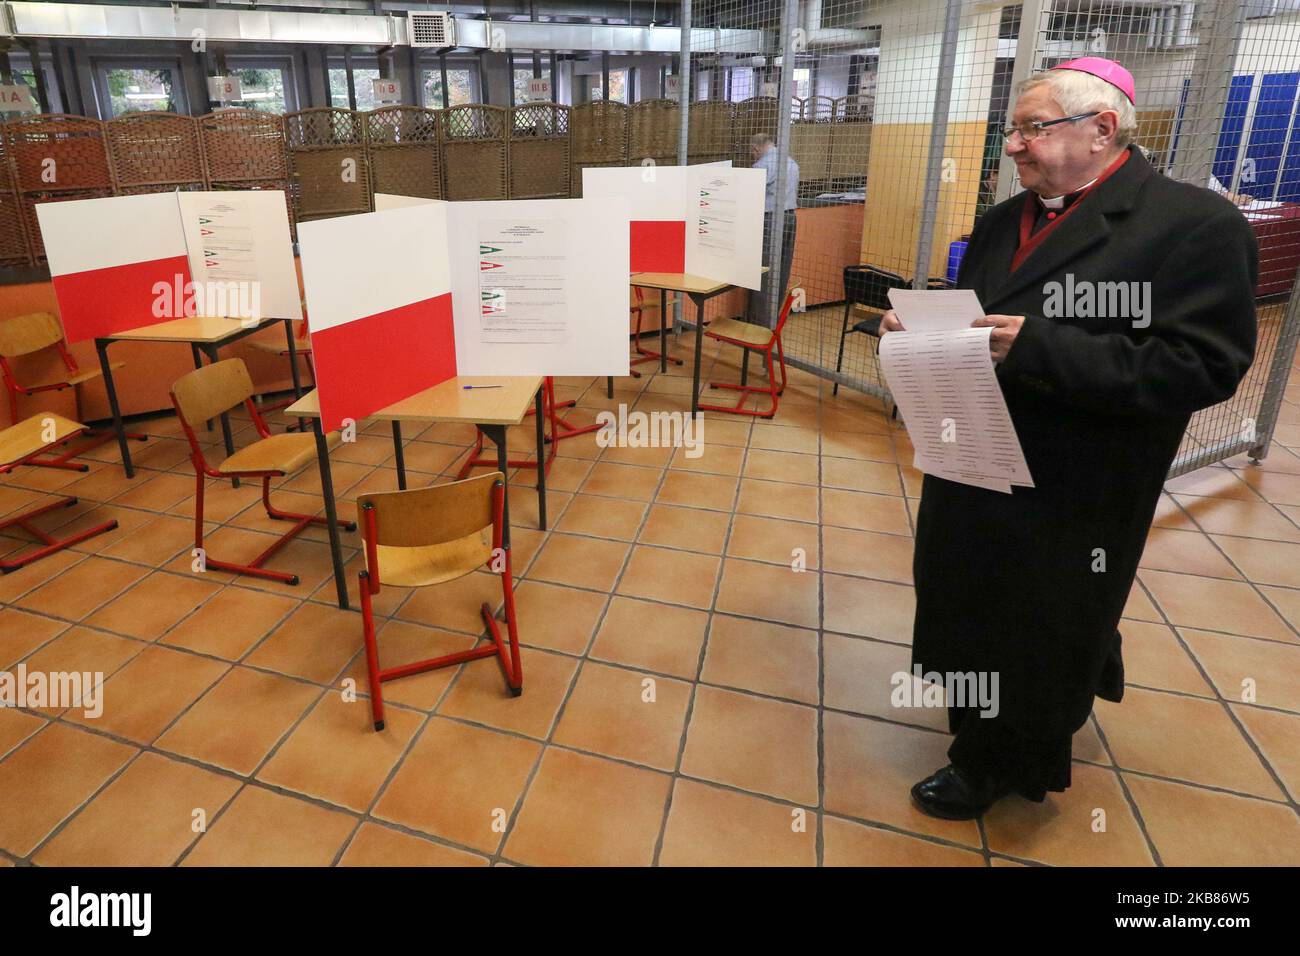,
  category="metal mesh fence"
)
[677,0,1300,473]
